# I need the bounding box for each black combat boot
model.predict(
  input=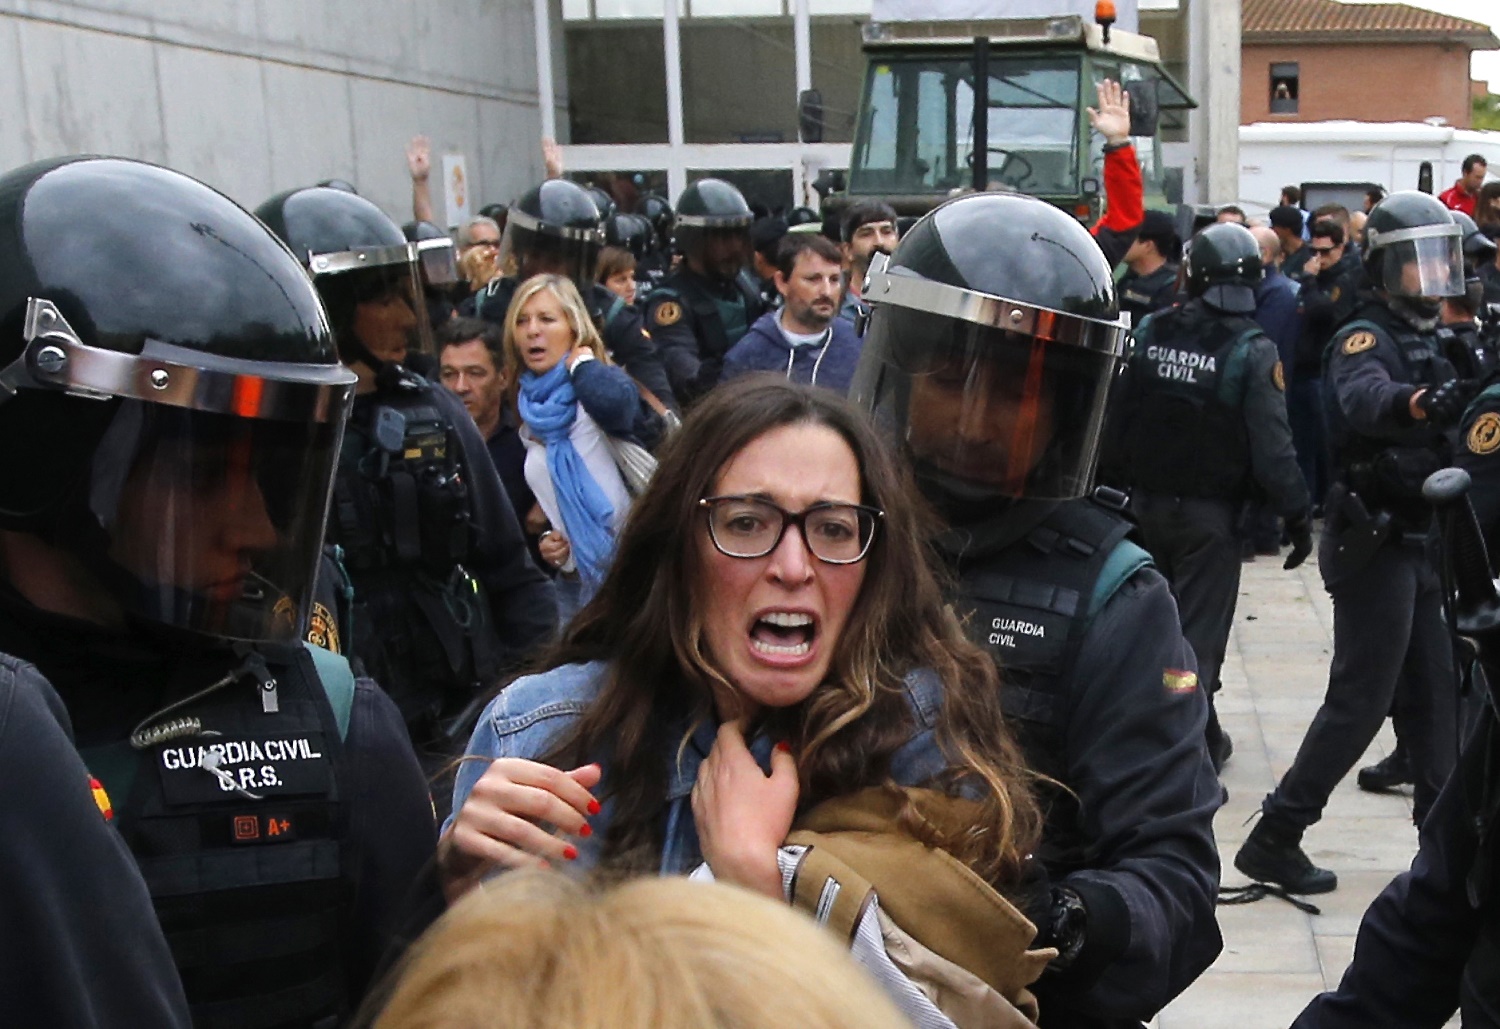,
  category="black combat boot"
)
[1357,746,1412,793]
[1233,813,1338,894]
